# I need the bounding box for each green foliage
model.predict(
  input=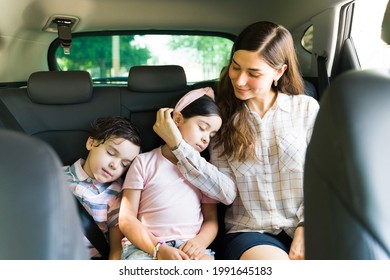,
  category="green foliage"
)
[56,35,151,78]
[55,34,233,82]
[169,35,232,77]
[119,36,150,69]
